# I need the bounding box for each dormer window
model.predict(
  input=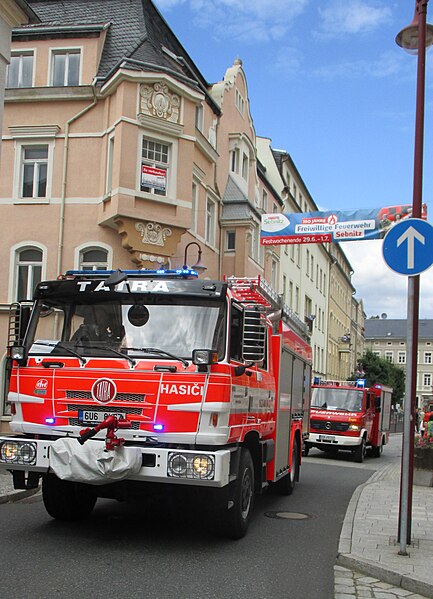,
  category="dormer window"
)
[51,49,80,86]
